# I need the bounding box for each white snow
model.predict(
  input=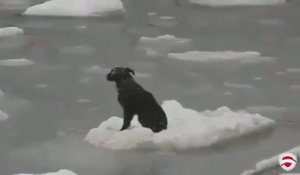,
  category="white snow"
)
[189,0,286,6]
[168,51,274,63]
[241,146,300,175]
[0,109,9,121]
[23,0,125,17]
[14,169,77,175]
[0,27,24,38]
[0,58,35,67]
[85,100,275,150]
